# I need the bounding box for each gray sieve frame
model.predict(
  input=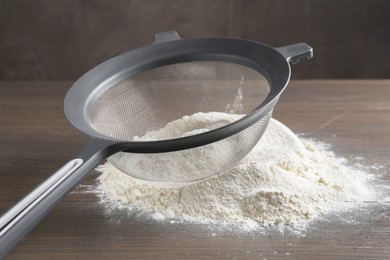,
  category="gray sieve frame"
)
[0,32,313,257]
[64,32,313,153]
